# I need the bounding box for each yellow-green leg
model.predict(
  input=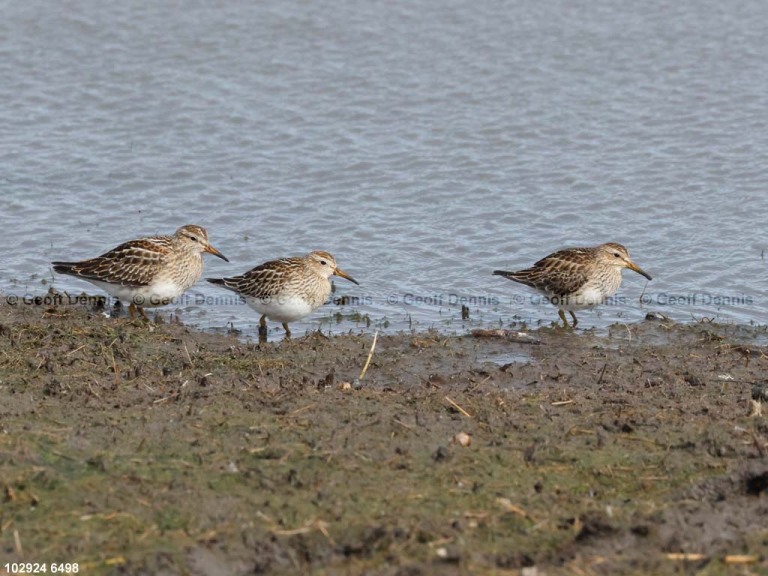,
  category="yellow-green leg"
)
[129,303,148,321]
[258,314,268,343]
[558,309,578,328]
